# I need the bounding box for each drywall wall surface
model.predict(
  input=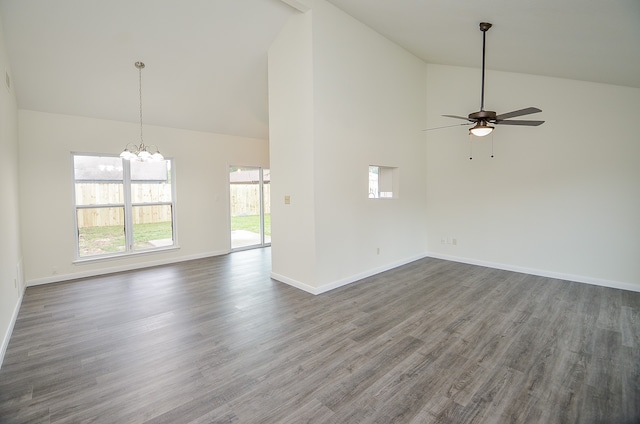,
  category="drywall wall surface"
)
[268,10,318,289]
[310,0,428,288]
[17,110,269,285]
[426,63,640,289]
[0,12,22,367]
[268,0,428,292]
